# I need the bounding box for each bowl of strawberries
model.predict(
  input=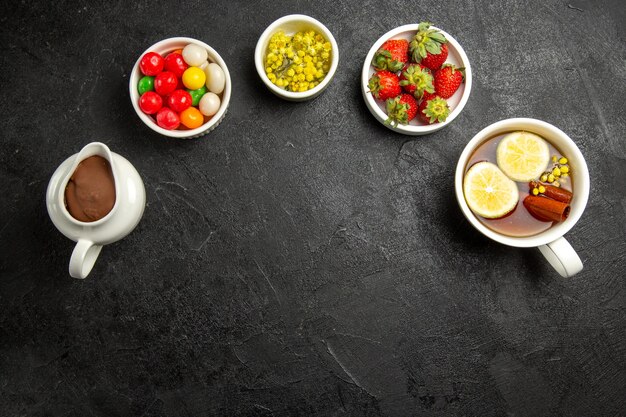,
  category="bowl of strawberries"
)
[362,22,472,135]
